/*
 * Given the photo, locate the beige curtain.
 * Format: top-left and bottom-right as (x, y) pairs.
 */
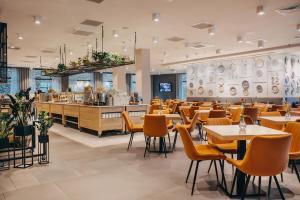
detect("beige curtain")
(19, 67), (30, 90)
(61, 76), (69, 92)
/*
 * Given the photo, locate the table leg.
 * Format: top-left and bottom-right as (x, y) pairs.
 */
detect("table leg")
(159, 137), (163, 153)
(236, 140), (247, 195)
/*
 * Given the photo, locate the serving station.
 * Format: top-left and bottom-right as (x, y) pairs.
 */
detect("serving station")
(35, 102), (148, 136)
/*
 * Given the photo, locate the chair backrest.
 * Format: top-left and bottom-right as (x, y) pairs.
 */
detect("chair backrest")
(241, 135), (291, 176)
(122, 111), (133, 131)
(198, 106), (211, 110)
(206, 118), (233, 144)
(143, 115), (168, 137)
(171, 103), (178, 114)
(260, 111), (281, 117)
(284, 122), (300, 154)
(186, 112), (200, 132)
(149, 104), (161, 114)
(177, 125), (199, 160)
(189, 106), (199, 118)
(208, 110), (226, 118)
(181, 107), (191, 118)
(243, 115), (254, 125)
(180, 109), (191, 125)
(243, 107), (259, 122)
(231, 108), (243, 123)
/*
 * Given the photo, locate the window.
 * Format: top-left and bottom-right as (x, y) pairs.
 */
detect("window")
(0, 67), (20, 95)
(69, 73), (94, 92)
(102, 72), (113, 91)
(29, 69), (61, 93)
(178, 73), (187, 100)
(126, 73), (136, 95)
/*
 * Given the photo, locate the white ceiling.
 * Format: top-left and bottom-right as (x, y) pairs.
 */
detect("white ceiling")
(1, 0), (300, 73)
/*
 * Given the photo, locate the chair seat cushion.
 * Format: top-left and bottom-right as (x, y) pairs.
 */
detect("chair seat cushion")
(289, 152), (300, 160)
(131, 124), (144, 132)
(213, 142), (237, 154)
(194, 144), (226, 160)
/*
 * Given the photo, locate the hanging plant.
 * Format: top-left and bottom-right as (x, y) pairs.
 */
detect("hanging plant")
(57, 63), (66, 72)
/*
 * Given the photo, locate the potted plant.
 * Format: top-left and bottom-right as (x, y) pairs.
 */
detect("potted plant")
(35, 111), (53, 164)
(0, 113), (13, 149)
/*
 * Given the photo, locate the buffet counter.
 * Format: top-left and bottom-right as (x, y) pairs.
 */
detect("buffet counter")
(35, 102), (148, 136)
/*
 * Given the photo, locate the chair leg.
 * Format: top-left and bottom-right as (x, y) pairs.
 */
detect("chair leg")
(207, 160), (213, 174)
(127, 132), (134, 151)
(241, 175), (251, 200)
(163, 137), (167, 158)
(218, 160), (228, 192)
(230, 169), (238, 196)
(167, 133), (171, 147)
(268, 176), (272, 197)
(213, 160), (219, 184)
(191, 161), (200, 195)
(280, 173), (284, 183)
(292, 160), (300, 183)
(252, 176), (256, 184)
(144, 137), (150, 158)
(172, 131), (178, 151)
(186, 160), (194, 183)
(273, 175), (285, 200)
(258, 176), (261, 196)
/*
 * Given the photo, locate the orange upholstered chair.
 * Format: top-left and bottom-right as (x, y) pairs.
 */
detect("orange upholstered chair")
(149, 104), (161, 114)
(226, 135), (292, 199)
(230, 108), (243, 125)
(143, 115), (169, 158)
(122, 111), (144, 150)
(177, 125), (226, 195)
(284, 122), (300, 182)
(172, 113), (200, 151)
(208, 110), (226, 118)
(260, 111), (283, 131)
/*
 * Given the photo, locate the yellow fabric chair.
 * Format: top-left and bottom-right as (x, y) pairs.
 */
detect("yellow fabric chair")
(177, 125), (226, 195)
(143, 115), (169, 158)
(284, 122), (300, 182)
(122, 111), (144, 150)
(230, 108), (243, 125)
(226, 135), (292, 199)
(260, 111), (283, 131)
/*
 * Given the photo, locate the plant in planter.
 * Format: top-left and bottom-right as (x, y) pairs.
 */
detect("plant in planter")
(7, 88), (35, 168)
(57, 63), (66, 72)
(35, 111), (53, 164)
(0, 113), (13, 148)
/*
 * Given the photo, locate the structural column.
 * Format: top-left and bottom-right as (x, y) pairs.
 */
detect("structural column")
(135, 49), (151, 104)
(112, 66), (127, 93)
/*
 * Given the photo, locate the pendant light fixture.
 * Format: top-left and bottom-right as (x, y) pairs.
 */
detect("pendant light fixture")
(208, 26), (215, 36)
(256, 5), (265, 16)
(152, 13), (160, 22)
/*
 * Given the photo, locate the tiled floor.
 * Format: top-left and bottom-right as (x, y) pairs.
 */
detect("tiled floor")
(1, 129), (300, 200)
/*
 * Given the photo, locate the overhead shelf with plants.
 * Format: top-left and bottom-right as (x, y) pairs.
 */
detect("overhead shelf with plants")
(43, 26), (136, 77)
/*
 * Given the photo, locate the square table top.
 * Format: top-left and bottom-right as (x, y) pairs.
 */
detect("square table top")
(259, 116), (300, 124)
(203, 125), (288, 140)
(195, 110), (210, 113)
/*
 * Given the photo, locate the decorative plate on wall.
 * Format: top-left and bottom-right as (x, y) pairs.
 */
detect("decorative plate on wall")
(217, 65), (225, 73)
(272, 86), (279, 94)
(208, 89), (213, 96)
(242, 80), (249, 89)
(198, 86), (204, 95)
(230, 87), (237, 96)
(189, 82), (194, 88)
(255, 59), (264, 68)
(219, 85), (224, 93)
(199, 79), (203, 85)
(243, 90), (249, 96)
(256, 85), (263, 93)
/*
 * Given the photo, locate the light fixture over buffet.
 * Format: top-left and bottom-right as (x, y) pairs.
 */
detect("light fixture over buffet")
(43, 26), (136, 77)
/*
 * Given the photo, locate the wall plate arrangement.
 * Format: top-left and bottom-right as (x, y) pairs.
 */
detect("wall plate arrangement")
(230, 86), (237, 96)
(255, 58), (264, 68)
(198, 86), (204, 95)
(243, 89), (249, 96)
(256, 85), (263, 93)
(272, 86), (279, 94)
(217, 64), (225, 73)
(242, 80), (249, 89)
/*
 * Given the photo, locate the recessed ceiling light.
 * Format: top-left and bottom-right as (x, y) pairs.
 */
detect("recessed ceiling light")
(237, 36), (243, 43)
(34, 16), (42, 25)
(297, 24), (300, 32)
(258, 39), (264, 48)
(152, 37), (159, 44)
(151, 68), (155, 72)
(69, 51), (73, 55)
(17, 33), (23, 40)
(123, 46), (128, 52)
(152, 13), (160, 22)
(256, 5), (265, 16)
(208, 26), (215, 36)
(113, 30), (119, 38)
(216, 49), (221, 54)
(125, 66), (129, 70)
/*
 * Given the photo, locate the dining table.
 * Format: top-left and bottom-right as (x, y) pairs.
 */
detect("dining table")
(259, 116), (300, 124)
(203, 125), (288, 197)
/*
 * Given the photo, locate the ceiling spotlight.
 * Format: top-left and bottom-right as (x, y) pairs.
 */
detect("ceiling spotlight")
(113, 30), (119, 38)
(34, 16), (42, 25)
(69, 51), (73, 55)
(297, 24), (300, 32)
(152, 13), (160, 22)
(256, 5), (265, 16)
(216, 49), (221, 54)
(123, 46), (128, 52)
(152, 37), (159, 44)
(208, 26), (215, 36)
(237, 35), (243, 43)
(17, 33), (23, 40)
(258, 39), (264, 48)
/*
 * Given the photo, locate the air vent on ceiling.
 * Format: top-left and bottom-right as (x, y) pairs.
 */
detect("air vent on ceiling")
(8, 46), (20, 50)
(167, 36), (185, 42)
(73, 30), (93, 36)
(191, 43), (206, 49)
(275, 3), (300, 15)
(192, 22), (213, 30)
(25, 55), (38, 58)
(81, 19), (103, 27)
(86, 0), (104, 4)
(41, 50), (56, 53)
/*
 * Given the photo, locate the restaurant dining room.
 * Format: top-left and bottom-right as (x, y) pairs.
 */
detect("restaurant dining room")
(1, 0), (300, 199)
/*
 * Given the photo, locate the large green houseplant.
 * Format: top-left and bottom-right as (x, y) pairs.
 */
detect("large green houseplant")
(7, 88), (35, 138)
(0, 113), (13, 149)
(35, 111), (53, 143)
